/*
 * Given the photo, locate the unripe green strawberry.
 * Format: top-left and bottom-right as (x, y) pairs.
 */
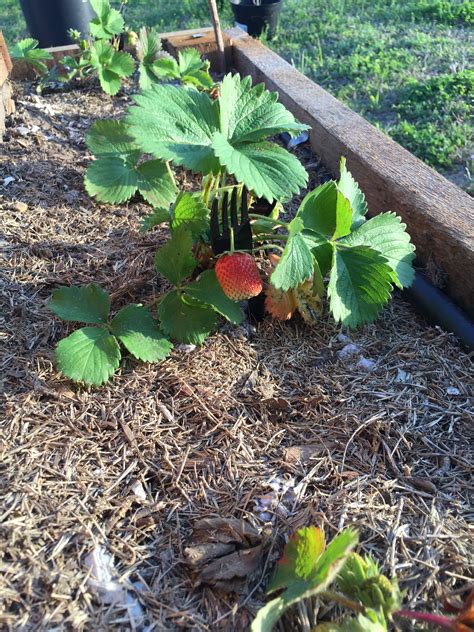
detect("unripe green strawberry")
(215, 253), (263, 301)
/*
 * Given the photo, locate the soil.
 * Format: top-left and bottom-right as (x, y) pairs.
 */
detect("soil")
(1, 83), (473, 631)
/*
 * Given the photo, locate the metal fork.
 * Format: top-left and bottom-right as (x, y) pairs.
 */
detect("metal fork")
(210, 187), (253, 255)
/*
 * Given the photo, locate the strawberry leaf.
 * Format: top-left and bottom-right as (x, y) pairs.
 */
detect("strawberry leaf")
(218, 74), (308, 143)
(48, 284), (110, 324)
(159, 290), (217, 344)
(89, 0), (124, 39)
(340, 213), (415, 288)
(328, 245), (394, 328)
(9, 38), (52, 74)
(154, 229), (197, 286)
(338, 157), (368, 229)
(270, 219), (314, 291)
(251, 527), (358, 632)
(127, 74), (308, 200)
(171, 192), (210, 238)
(127, 84), (220, 174)
(186, 270), (244, 324)
(55, 327), (121, 386)
(297, 180), (352, 240)
(140, 207), (170, 233)
(212, 136), (308, 202)
(85, 120), (177, 205)
(267, 526), (326, 594)
(110, 304), (173, 362)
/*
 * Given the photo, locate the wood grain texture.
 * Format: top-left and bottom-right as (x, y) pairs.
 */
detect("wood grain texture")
(162, 29), (232, 71)
(226, 28), (474, 316)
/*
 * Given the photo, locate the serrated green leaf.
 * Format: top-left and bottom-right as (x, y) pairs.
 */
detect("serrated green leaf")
(85, 155), (139, 203)
(127, 74), (308, 200)
(107, 50), (134, 77)
(48, 284), (110, 324)
(267, 526), (326, 594)
(213, 135), (308, 202)
(186, 270), (244, 324)
(89, 0), (124, 39)
(98, 67), (121, 96)
(154, 229), (197, 286)
(136, 27), (164, 90)
(297, 181), (352, 240)
(341, 213), (415, 288)
(301, 229), (334, 276)
(140, 207), (170, 232)
(328, 245), (394, 328)
(177, 49), (213, 89)
(338, 157), (368, 229)
(127, 84), (220, 174)
(56, 327), (121, 386)
(85, 121), (177, 205)
(136, 159), (178, 207)
(219, 74), (308, 144)
(9, 38), (52, 74)
(270, 232), (314, 291)
(170, 192), (209, 238)
(86, 119), (136, 156)
(251, 528), (358, 632)
(150, 56), (180, 80)
(178, 48), (205, 76)
(159, 290), (217, 344)
(110, 304), (173, 362)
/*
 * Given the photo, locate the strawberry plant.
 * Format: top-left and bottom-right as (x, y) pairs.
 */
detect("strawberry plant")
(49, 71), (415, 386)
(136, 27), (213, 91)
(9, 38), (53, 75)
(251, 526), (470, 631)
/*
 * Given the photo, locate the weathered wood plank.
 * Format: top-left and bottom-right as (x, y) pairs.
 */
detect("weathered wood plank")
(225, 28), (474, 316)
(162, 28), (232, 70)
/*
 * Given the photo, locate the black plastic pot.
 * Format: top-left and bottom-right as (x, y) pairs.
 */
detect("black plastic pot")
(19, 0), (94, 48)
(230, 0), (283, 39)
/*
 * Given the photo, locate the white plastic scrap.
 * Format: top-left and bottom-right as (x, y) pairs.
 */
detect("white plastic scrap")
(131, 480), (147, 501)
(446, 386), (461, 396)
(337, 343), (360, 360)
(337, 342), (376, 372)
(357, 357), (376, 372)
(3, 176), (15, 187)
(84, 546), (127, 605)
(16, 124), (40, 136)
(254, 476), (304, 522)
(395, 368), (410, 383)
(84, 545), (145, 626)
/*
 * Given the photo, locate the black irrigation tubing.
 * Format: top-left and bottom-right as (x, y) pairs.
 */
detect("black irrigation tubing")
(405, 271), (474, 352)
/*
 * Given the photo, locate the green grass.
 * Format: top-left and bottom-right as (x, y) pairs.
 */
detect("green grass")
(1, 0), (473, 191)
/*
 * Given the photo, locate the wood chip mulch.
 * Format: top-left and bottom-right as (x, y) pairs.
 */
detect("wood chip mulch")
(1, 83), (472, 631)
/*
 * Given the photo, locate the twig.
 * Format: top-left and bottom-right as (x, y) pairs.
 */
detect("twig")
(208, 0), (226, 74)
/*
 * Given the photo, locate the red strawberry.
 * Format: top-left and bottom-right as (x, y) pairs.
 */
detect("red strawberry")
(215, 253), (263, 301)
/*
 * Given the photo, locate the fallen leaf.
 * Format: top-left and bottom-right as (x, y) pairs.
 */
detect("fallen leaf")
(184, 517), (264, 592)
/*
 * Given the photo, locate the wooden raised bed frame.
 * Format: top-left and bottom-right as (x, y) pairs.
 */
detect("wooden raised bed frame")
(8, 27), (474, 318)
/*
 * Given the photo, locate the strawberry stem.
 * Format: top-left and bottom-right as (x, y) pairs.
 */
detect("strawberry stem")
(230, 227), (235, 254)
(394, 610), (455, 629)
(249, 213), (290, 228)
(257, 244), (285, 253)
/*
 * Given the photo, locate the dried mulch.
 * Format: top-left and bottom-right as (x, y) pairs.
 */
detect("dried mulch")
(1, 83), (473, 631)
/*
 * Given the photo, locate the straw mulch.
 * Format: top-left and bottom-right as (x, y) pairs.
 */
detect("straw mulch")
(1, 85), (473, 631)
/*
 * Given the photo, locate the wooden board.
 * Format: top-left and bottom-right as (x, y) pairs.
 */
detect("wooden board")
(162, 28), (232, 70)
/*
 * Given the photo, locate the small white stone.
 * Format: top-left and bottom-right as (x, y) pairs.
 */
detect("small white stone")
(3, 176), (15, 187)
